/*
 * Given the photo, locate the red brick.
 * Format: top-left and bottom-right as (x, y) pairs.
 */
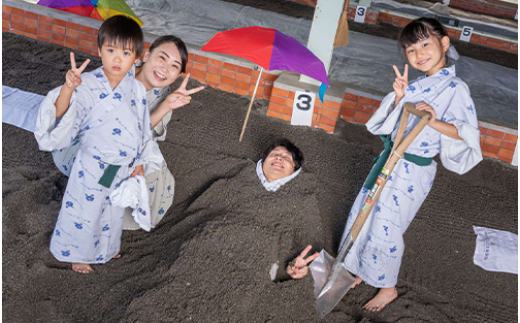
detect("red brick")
(497, 156), (513, 163)
(282, 114), (292, 122)
(194, 55), (209, 64)
(220, 84), (233, 93)
(482, 144), (499, 154)
(221, 77), (235, 86)
(236, 73), (251, 84)
(498, 148), (514, 158)
(38, 14), (52, 23)
(206, 81), (219, 89)
(288, 91), (295, 100)
(357, 104), (373, 114)
(342, 100), (357, 109)
(64, 42), (79, 50)
(51, 39), (64, 46)
(187, 53), (194, 61)
(207, 65), (222, 75)
(51, 25), (65, 35)
(65, 36), (79, 45)
(79, 32), (95, 42)
(11, 7), (24, 16)
(24, 25), (37, 35)
(37, 29), (51, 39)
(208, 58), (224, 68)
(271, 95), (287, 106)
(80, 25), (95, 34)
(484, 136), (502, 147)
(354, 111), (371, 122)
(205, 73), (221, 83)
(340, 107), (355, 117)
(374, 100), (382, 108)
(487, 129), (505, 139)
(237, 66), (253, 75)
(192, 62), (207, 72)
(268, 102), (285, 114)
(25, 17), (38, 28)
(500, 140), (516, 151)
(10, 13), (23, 24)
(2, 12), (9, 20)
(52, 18), (66, 27)
(235, 81), (250, 91)
(2, 27), (8, 32)
(321, 108), (339, 119)
(65, 29), (79, 39)
(2, 19), (9, 28)
(3, 5), (12, 13)
(283, 107), (292, 115)
(343, 93), (359, 102)
(317, 124), (335, 132)
(191, 69), (205, 79)
(78, 39), (93, 48)
(286, 98), (294, 107)
(358, 96), (375, 105)
(504, 133), (518, 142)
(324, 100), (341, 111)
(11, 22), (23, 31)
(267, 110), (283, 120)
(23, 32), (37, 39)
(78, 47), (92, 54)
(11, 29), (23, 35)
(266, 73), (278, 81)
(221, 69), (236, 79)
(478, 126), (488, 135)
(319, 116), (337, 127)
(66, 21), (80, 30)
(272, 87), (289, 98)
(223, 62), (238, 71)
(234, 88), (249, 96)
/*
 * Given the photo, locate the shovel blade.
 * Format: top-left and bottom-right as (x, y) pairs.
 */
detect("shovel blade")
(316, 268), (356, 319)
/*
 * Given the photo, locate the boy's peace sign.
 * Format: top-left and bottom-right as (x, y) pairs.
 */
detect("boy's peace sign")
(392, 64), (408, 99)
(164, 73), (205, 111)
(65, 52), (90, 90)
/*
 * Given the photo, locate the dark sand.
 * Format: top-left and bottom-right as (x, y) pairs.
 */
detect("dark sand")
(2, 33), (518, 323)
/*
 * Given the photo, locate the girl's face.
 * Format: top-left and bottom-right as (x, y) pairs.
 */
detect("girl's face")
(138, 42), (183, 91)
(404, 34), (449, 76)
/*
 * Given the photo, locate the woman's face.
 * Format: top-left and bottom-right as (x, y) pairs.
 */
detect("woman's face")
(139, 42), (183, 90)
(262, 146), (296, 182)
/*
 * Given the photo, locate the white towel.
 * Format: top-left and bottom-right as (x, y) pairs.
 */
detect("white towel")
(473, 226), (518, 274)
(110, 175), (152, 231)
(2, 85), (44, 132)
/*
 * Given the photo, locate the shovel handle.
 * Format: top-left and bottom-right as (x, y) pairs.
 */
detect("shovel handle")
(404, 102), (432, 120)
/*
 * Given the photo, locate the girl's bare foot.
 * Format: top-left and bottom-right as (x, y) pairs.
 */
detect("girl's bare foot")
(351, 276), (363, 289)
(113, 254), (121, 259)
(363, 287), (398, 312)
(72, 263), (93, 274)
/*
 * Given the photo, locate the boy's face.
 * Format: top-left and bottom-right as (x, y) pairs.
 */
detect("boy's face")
(140, 42), (182, 90)
(98, 42), (138, 86)
(262, 146), (296, 182)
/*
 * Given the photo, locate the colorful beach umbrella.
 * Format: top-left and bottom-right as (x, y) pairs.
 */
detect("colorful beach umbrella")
(201, 26), (330, 141)
(37, 0), (143, 26)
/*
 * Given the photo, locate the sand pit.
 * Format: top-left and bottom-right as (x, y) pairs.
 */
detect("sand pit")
(2, 33), (518, 323)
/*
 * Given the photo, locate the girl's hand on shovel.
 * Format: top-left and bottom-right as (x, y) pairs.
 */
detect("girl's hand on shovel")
(286, 245), (319, 280)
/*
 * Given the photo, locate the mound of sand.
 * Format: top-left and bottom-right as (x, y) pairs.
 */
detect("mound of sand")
(2, 33), (517, 323)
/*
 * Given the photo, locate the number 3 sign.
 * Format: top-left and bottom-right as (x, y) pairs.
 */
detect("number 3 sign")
(355, 6), (367, 23)
(291, 91), (316, 126)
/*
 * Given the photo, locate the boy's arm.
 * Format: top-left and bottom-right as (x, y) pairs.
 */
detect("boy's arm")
(56, 53), (90, 118)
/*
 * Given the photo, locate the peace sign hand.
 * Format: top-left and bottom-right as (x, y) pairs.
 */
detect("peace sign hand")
(286, 245), (320, 280)
(392, 64), (408, 99)
(65, 52), (90, 90)
(165, 73), (205, 111)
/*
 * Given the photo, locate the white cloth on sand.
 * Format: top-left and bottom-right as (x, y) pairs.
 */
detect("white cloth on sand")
(110, 175), (152, 232)
(2, 85), (44, 132)
(473, 226), (518, 274)
(256, 159), (301, 192)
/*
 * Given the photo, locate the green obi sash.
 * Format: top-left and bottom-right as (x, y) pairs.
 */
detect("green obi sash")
(363, 135), (433, 190)
(98, 165), (121, 188)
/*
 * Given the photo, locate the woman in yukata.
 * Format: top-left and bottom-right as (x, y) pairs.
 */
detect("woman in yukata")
(53, 35), (205, 230)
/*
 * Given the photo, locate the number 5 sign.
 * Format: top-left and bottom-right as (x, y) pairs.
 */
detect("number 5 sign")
(460, 26), (473, 42)
(291, 91), (316, 126)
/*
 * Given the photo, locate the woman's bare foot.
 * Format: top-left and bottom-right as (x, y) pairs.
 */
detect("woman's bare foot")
(363, 287), (398, 312)
(351, 276), (364, 289)
(72, 263), (93, 274)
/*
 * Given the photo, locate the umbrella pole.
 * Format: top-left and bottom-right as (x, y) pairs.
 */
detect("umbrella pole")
(239, 67), (264, 142)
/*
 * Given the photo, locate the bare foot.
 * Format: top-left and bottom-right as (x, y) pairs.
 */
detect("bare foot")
(113, 254), (121, 259)
(72, 263), (93, 274)
(351, 276), (363, 289)
(363, 287), (398, 312)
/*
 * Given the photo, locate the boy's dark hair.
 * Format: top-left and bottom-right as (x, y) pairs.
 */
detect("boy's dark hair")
(397, 17), (448, 50)
(261, 138), (304, 171)
(97, 15), (144, 57)
(149, 35), (188, 73)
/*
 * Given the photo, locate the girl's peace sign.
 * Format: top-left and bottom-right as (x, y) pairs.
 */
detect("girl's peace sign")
(65, 52), (91, 89)
(392, 64), (408, 99)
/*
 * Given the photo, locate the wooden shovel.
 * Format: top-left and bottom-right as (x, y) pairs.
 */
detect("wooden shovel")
(334, 0), (350, 47)
(316, 103), (432, 318)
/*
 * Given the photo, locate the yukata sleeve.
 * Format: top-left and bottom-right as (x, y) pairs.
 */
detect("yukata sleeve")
(365, 91), (405, 135)
(34, 84), (92, 151)
(134, 91), (164, 175)
(152, 86), (172, 141)
(439, 83), (483, 174)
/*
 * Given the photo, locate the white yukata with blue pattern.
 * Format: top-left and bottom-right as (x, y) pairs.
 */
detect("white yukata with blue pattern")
(52, 64), (175, 231)
(341, 66), (483, 288)
(35, 65), (163, 264)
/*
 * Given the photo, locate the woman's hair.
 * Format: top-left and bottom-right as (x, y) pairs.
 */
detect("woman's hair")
(261, 138), (304, 171)
(97, 15), (144, 57)
(149, 35), (189, 73)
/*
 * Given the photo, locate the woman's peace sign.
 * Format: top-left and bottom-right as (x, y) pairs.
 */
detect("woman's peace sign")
(164, 73), (205, 111)
(392, 64), (408, 99)
(65, 52), (90, 89)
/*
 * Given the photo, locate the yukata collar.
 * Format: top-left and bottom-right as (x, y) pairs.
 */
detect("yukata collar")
(425, 65), (456, 79)
(256, 159), (301, 192)
(96, 64), (137, 93)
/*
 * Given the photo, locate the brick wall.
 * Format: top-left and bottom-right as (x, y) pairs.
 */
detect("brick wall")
(435, 0), (517, 19)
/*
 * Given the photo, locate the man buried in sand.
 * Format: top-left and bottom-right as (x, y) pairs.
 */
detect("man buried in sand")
(34, 16), (163, 274)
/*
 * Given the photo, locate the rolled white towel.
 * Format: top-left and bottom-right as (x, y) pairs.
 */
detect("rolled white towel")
(110, 175), (152, 231)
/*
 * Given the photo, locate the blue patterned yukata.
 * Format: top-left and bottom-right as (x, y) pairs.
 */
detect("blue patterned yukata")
(51, 62), (175, 231)
(34, 65), (163, 264)
(340, 66), (482, 288)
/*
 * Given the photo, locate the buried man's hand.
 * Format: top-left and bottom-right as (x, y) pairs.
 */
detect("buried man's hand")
(286, 245), (319, 280)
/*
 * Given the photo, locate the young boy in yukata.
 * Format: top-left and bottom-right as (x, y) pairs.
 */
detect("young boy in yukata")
(34, 15), (163, 274)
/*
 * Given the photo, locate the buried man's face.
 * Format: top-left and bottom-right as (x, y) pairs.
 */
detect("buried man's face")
(262, 146), (296, 182)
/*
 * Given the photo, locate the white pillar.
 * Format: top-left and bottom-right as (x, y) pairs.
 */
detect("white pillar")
(512, 140), (518, 166)
(299, 0), (344, 86)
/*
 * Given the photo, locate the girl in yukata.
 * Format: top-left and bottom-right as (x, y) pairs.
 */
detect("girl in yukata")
(52, 35), (205, 231)
(340, 17), (483, 311)
(35, 16), (163, 274)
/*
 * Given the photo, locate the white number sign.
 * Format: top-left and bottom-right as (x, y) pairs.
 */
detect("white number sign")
(291, 91), (316, 126)
(460, 26), (473, 42)
(354, 6), (367, 23)
(515, 10), (518, 20)
(443, 0), (450, 5)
